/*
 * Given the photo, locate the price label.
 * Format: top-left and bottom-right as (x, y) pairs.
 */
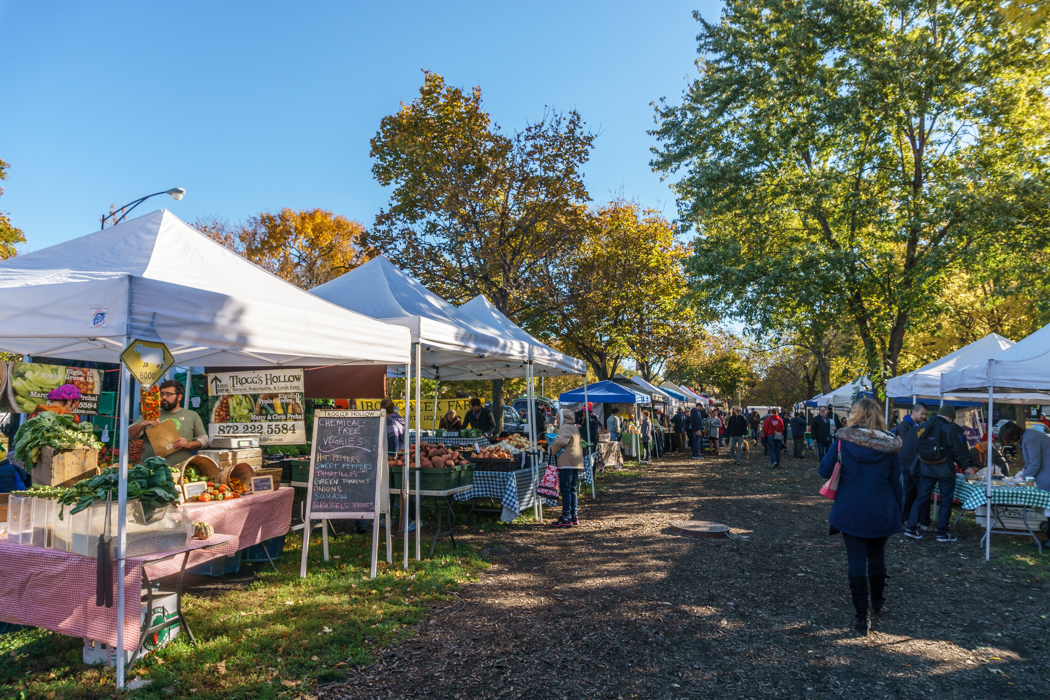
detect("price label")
(209, 420), (305, 444)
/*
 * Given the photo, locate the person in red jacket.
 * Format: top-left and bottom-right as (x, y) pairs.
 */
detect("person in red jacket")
(762, 407), (786, 469)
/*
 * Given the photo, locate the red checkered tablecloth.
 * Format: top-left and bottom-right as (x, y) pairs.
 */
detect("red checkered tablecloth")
(145, 488), (292, 578)
(0, 488), (292, 647)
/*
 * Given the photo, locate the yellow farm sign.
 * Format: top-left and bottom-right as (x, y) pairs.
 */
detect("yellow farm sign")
(356, 398), (485, 431)
(120, 339), (175, 389)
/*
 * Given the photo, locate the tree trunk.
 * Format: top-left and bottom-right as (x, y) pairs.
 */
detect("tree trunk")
(491, 378), (504, 434)
(815, 353), (832, 395)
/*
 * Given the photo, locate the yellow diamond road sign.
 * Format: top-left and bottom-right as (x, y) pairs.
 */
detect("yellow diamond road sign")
(120, 339), (175, 389)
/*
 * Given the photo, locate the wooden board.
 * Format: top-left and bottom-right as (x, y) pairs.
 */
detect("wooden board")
(34, 446), (99, 487)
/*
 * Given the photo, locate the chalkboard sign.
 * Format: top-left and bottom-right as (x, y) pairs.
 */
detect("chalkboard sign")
(306, 410), (386, 518)
(300, 410), (391, 580)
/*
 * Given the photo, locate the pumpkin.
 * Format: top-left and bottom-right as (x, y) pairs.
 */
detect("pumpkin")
(192, 521), (214, 540)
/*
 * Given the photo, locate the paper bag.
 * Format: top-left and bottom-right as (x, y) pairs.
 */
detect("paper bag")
(146, 419), (181, 458)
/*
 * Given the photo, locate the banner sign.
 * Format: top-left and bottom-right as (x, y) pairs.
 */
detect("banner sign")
(206, 369), (306, 445)
(356, 398), (484, 430)
(1, 361), (102, 415)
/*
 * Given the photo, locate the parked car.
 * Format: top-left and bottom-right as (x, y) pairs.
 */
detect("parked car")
(991, 419), (1012, 438)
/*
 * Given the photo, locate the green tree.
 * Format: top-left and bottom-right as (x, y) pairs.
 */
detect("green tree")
(0, 158), (25, 260)
(665, 327), (755, 400)
(369, 71), (595, 427)
(652, 0), (1050, 399)
(536, 201), (699, 381)
(197, 208), (374, 289)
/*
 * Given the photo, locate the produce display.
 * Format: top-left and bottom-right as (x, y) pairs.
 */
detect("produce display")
(8, 363), (66, 413)
(140, 385), (161, 421)
(58, 457), (180, 517)
(392, 442), (472, 469)
(182, 465), (202, 484)
(12, 411), (103, 470)
(193, 481), (243, 502)
(473, 445), (514, 460)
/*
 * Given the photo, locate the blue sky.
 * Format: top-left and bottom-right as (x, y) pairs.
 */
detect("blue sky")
(1, 1), (722, 252)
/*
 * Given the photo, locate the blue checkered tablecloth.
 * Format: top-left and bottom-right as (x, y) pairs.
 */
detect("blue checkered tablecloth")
(939, 476), (1050, 512)
(454, 456), (595, 522)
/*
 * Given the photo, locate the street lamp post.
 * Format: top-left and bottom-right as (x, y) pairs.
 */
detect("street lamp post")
(100, 187), (186, 229)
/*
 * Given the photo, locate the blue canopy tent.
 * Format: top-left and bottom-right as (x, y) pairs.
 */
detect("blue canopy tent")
(560, 380), (651, 405)
(659, 384), (688, 402)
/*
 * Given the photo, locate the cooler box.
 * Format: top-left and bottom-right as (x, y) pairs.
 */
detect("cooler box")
(83, 591), (179, 665)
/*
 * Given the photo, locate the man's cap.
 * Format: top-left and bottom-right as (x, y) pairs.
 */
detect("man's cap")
(937, 404), (957, 419)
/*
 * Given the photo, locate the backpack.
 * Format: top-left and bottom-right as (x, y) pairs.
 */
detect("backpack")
(915, 420), (950, 464)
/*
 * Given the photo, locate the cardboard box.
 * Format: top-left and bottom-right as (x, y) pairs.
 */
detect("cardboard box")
(198, 448), (262, 467)
(83, 590), (179, 666)
(34, 446), (99, 487)
(145, 420), (181, 458)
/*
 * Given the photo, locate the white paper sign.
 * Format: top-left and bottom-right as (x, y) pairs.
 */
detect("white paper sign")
(207, 369), (305, 396)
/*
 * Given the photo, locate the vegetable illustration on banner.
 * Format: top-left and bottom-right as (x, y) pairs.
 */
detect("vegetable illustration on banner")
(2, 361), (103, 415)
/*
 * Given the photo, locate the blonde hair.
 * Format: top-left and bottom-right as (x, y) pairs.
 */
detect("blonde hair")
(847, 398), (886, 431)
(643, 410), (650, 418)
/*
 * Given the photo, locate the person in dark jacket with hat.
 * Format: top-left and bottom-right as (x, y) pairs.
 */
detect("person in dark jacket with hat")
(904, 404), (970, 543)
(894, 404), (930, 530)
(819, 397), (903, 636)
(811, 406), (834, 460)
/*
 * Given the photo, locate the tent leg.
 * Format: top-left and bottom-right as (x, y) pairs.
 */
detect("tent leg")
(986, 387), (994, 562)
(184, 368), (192, 410)
(433, 380), (439, 432)
(415, 343), (422, 561)
(403, 355), (411, 570)
(115, 337), (132, 690)
(581, 372), (594, 499)
(528, 363), (541, 522)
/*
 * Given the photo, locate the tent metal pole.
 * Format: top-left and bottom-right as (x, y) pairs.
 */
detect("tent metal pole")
(115, 336), (132, 690)
(402, 354), (411, 570)
(433, 380), (439, 431)
(529, 363), (541, 521)
(415, 343), (422, 560)
(986, 386), (994, 562)
(583, 375), (592, 495)
(184, 368), (192, 410)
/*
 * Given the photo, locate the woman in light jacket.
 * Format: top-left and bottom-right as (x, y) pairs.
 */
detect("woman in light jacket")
(549, 408), (584, 527)
(818, 398), (903, 636)
(639, 410), (654, 463)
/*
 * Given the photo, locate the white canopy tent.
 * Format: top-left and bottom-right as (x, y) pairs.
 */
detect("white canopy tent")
(815, 377), (871, 409)
(313, 259), (592, 532)
(312, 257), (533, 380)
(675, 384), (707, 404)
(887, 333), (1050, 406)
(940, 322), (1050, 561)
(454, 295), (585, 377)
(626, 375), (678, 408)
(0, 210), (412, 689)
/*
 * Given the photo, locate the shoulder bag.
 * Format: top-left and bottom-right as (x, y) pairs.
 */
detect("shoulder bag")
(819, 442), (843, 500)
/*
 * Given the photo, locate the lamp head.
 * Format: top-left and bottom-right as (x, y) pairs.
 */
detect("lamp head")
(165, 187), (186, 201)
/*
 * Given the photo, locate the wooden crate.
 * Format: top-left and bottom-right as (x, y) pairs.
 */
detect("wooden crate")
(254, 467), (283, 489)
(34, 446), (99, 487)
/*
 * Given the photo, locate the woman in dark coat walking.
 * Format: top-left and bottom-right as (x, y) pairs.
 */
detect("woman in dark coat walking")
(819, 397), (903, 635)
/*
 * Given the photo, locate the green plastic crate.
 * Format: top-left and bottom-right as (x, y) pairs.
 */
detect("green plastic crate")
(97, 391), (116, 416)
(457, 465), (475, 489)
(390, 467), (458, 491)
(288, 459), (310, 483)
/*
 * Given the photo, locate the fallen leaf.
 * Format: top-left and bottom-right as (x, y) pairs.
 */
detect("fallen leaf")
(311, 656), (319, 662)
(47, 692), (56, 700)
(216, 661), (226, 675)
(281, 680), (298, 688)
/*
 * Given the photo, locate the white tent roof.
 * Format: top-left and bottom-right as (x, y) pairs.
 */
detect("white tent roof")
(675, 384), (708, 403)
(941, 322), (1050, 394)
(887, 334), (1012, 398)
(454, 295), (585, 376)
(311, 257), (532, 380)
(627, 375), (677, 405)
(816, 377), (871, 408)
(0, 210), (410, 367)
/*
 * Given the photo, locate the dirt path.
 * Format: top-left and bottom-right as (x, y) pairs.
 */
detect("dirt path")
(323, 448), (1050, 699)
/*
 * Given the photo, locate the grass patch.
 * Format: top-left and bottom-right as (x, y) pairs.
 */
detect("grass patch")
(0, 530), (489, 700)
(954, 513), (1050, 581)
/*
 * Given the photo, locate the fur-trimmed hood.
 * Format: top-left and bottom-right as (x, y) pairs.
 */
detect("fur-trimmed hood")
(836, 426), (901, 454)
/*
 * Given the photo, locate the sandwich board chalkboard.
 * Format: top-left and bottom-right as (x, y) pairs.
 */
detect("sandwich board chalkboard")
(299, 410), (391, 579)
